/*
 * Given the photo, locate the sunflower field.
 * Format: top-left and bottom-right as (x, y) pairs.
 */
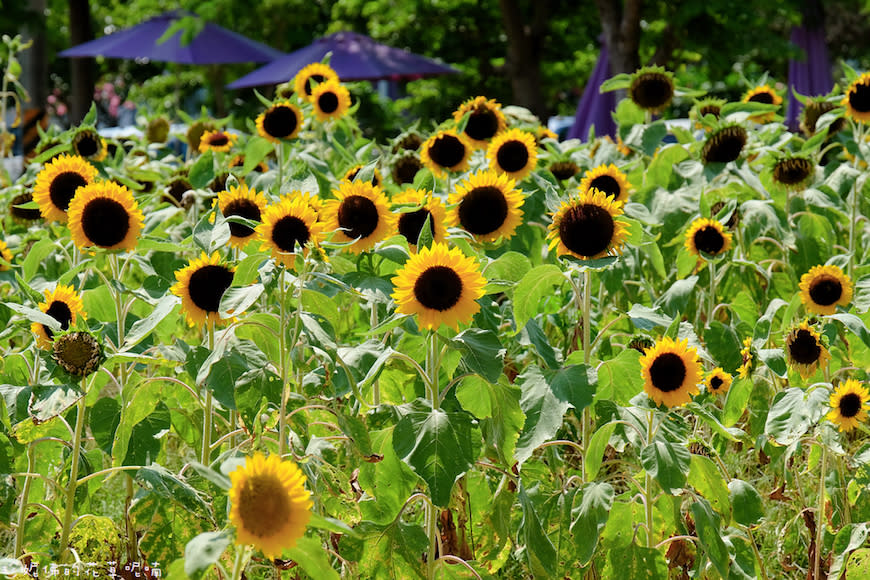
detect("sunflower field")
(1, 60), (870, 580)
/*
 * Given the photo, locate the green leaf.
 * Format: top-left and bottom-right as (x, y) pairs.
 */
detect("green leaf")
(307, 512), (359, 537)
(570, 481), (614, 565)
(82, 101), (97, 125)
(827, 312), (870, 348)
(752, 298), (787, 343)
(829, 523), (870, 580)
(285, 536), (340, 579)
(520, 318), (560, 369)
(757, 348), (787, 378)
(704, 321), (743, 374)
(603, 540), (668, 579)
(585, 422), (617, 481)
(218, 283), (264, 318)
(646, 145), (690, 188)
(513, 265), (565, 329)
(122, 295), (179, 350)
(595, 348), (643, 406)
(189, 461), (231, 491)
(29, 384), (81, 421)
(764, 387), (824, 445)
(335, 411), (374, 457)
(416, 212), (434, 251)
(548, 364), (596, 412)
(655, 275), (698, 317)
(627, 304), (673, 331)
(483, 251), (531, 290)
(728, 479), (764, 527)
(456, 375), (524, 465)
(514, 365), (571, 466)
(241, 136), (273, 174)
(641, 121), (668, 157)
(188, 149), (215, 189)
(3, 301), (61, 331)
(135, 464), (213, 521)
(518, 483), (557, 578)
(451, 328), (505, 382)
(723, 378), (753, 427)
(687, 403), (743, 442)
(641, 440), (691, 495)
(690, 498), (730, 577)
(687, 455), (730, 519)
(599, 73), (632, 92)
(183, 531), (231, 579)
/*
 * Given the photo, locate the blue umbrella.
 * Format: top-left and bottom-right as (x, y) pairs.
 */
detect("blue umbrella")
(566, 36), (617, 141)
(785, 23), (833, 132)
(59, 10), (284, 64)
(227, 31), (458, 89)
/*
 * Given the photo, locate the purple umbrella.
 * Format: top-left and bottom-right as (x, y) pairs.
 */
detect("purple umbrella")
(59, 10), (284, 64)
(227, 31), (458, 89)
(785, 24), (833, 132)
(566, 36), (617, 141)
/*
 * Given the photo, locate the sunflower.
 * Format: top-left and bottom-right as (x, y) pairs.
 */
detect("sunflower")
(701, 125), (747, 164)
(704, 368), (733, 396)
(392, 189), (448, 251)
(256, 101), (303, 144)
(738, 337), (754, 379)
(842, 72), (870, 123)
(785, 321), (830, 379)
(229, 154), (268, 174)
(391, 242), (486, 330)
(218, 183), (269, 249)
(311, 80), (351, 122)
(771, 154), (815, 191)
(799, 264), (853, 316)
(171, 252), (236, 327)
(420, 130), (472, 177)
(0, 240), (11, 271)
(639, 337), (702, 408)
(32, 154), (98, 222)
(186, 120), (216, 152)
(448, 169), (524, 243)
(549, 161), (580, 182)
(343, 165), (383, 188)
(256, 195), (324, 267)
(690, 97), (726, 128)
(228, 453), (312, 559)
(293, 62), (339, 101)
(578, 164), (632, 204)
(392, 131), (424, 153)
(801, 99), (845, 136)
(684, 218), (732, 258)
(71, 128), (107, 162)
(198, 130), (237, 154)
(391, 153), (423, 185)
(487, 129), (538, 181)
(9, 192), (43, 221)
(145, 116), (170, 143)
(68, 181), (144, 251)
(547, 188), (628, 260)
(162, 176), (193, 207)
(453, 96), (507, 148)
(628, 66), (675, 113)
(742, 85), (782, 123)
(322, 180), (395, 253)
(52, 331), (103, 378)
(826, 379), (870, 432)
(30, 284), (86, 350)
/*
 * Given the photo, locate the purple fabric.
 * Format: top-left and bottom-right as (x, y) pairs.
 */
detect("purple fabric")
(60, 11), (284, 64)
(785, 25), (833, 132)
(227, 31), (458, 89)
(566, 40), (617, 141)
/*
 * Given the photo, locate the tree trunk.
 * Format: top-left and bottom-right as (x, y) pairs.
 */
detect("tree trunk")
(499, 0), (549, 121)
(68, 0), (95, 124)
(595, 0), (643, 75)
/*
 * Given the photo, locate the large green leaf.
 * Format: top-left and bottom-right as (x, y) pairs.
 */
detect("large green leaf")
(514, 365), (571, 466)
(570, 481), (614, 565)
(135, 464), (213, 521)
(687, 455), (730, 519)
(690, 498), (730, 578)
(594, 348), (642, 405)
(183, 531), (230, 580)
(728, 479), (763, 527)
(451, 328), (505, 382)
(285, 536), (340, 579)
(340, 520), (428, 579)
(722, 378), (753, 427)
(602, 540), (668, 579)
(764, 387), (828, 446)
(122, 295), (179, 350)
(704, 321), (743, 374)
(641, 440), (691, 495)
(456, 375), (524, 465)
(513, 265), (565, 329)
(518, 483), (557, 578)
(585, 422), (617, 481)
(358, 428), (420, 525)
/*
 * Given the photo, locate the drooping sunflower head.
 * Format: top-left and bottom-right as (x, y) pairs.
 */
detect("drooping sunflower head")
(453, 96), (507, 148)
(145, 116), (170, 143)
(842, 72), (870, 123)
(32, 154), (98, 222)
(420, 130), (472, 177)
(256, 101), (303, 143)
(67, 181), (145, 251)
(548, 160), (580, 182)
(198, 130), (237, 154)
(256, 194), (324, 268)
(30, 284), (87, 350)
(392, 189), (447, 251)
(700, 124), (747, 165)
(785, 320), (831, 380)
(218, 183), (269, 249)
(742, 85), (782, 123)
(690, 97), (727, 129)
(171, 252), (236, 327)
(578, 163), (632, 204)
(343, 164), (383, 189)
(311, 80), (351, 122)
(684, 218), (732, 259)
(639, 337), (702, 408)
(52, 331), (104, 379)
(547, 188), (628, 260)
(448, 169), (524, 243)
(770, 154), (816, 191)
(704, 367), (733, 396)
(392, 130), (425, 154)
(186, 120), (216, 152)
(486, 129), (538, 181)
(0, 240), (11, 271)
(801, 98), (845, 136)
(391, 242), (486, 330)
(293, 62), (340, 101)
(228, 453), (313, 559)
(738, 337), (754, 379)
(628, 66), (675, 113)
(163, 176), (194, 207)
(9, 191), (43, 222)
(799, 264), (853, 316)
(826, 379), (870, 432)
(391, 152), (423, 185)
(323, 180), (395, 253)
(71, 128), (107, 162)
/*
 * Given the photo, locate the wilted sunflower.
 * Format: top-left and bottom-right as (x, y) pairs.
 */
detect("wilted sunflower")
(826, 379), (869, 432)
(293, 62), (339, 101)
(30, 284), (86, 349)
(448, 169), (524, 243)
(311, 80), (351, 122)
(785, 321), (830, 379)
(701, 124), (747, 164)
(323, 180), (395, 253)
(639, 337), (702, 408)
(547, 188), (628, 260)
(801, 99), (845, 136)
(172, 252), (236, 327)
(799, 264), (853, 316)
(704, 368), (733, 396)
(578, 164), (632, 204)
(343, 165), (383, 188)
(771, 154), (815, 191)
(629, 66), (675, 113)
(684, 218), (732, 258)
(0, 240), (11, 271)
(738, 337), (754, 379)
(256, 195), (324, 268)
(186, 120), (215, 152)
(690, 97), (726, 128)
(52, 331), (103, 378)
(217, 183), (269, 249)
(198, 129), (237, 154)
(32, 154), (98, 222)
(10, 192), (43, 221)
(228, 453), (312, 559)
(391, 152), (423, 185)
(487, 129), (538, 181)
(68, 181), (144, 251)
(392, 189), (447, 251)
(392, 131), (424, 153)
(391, 242), (486, 330)
(742, 85), (782, 123)
(71, 128), (107, 162)
(256, 101), (303, 144)
(420, 130), (472, 177)
(145, 116), (170, 143)
(162, 176), (193, 207)
(842, 72), (870, 123)
(453, 96), (507, 148)
(549, 161), (580, 182)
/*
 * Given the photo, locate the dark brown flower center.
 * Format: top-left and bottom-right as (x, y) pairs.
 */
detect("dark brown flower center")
(838, 393), (862, 418)
(206, 133), (230, 148)
(465, 109), (500, 142)
(496, 141), (530, 173)
(702, 126), (746, 164)
(395, 134), (423, 152)
(458, 186), (508, 236)
(748, 92), (775, 104)
(398, 208), (433, 246)
(165, 179), (192, 204)
(188, 265), (234, 313)
(10, 192), (41, 220)
(318, 91), (340, 114)
(338, 195), (379, 240)
(272, 215), (310, 253)
(75, 134), (99, 157)
(53, 332), (102, 377)
(393, 156), (422, 184)
(849, 81), (870, 113)
(238, 474), (291, 537)
(709, 376), (724, 391)
(809, 276), (843, 306)
(693, 226), (725, 255)
(223, 199), (262, 239)
(81, 198), (130, 247)
(304, 74), (327, 96)
(789, 329), (821, 364)
(774, 158), (813, 186)
(630, 72), (674, 111)
(50, 172), (88, 212)
(263, 106), (298, 139)
(589, 175), (621, 198)
(43, 300), (73, 339)
(550, 162), (579, 181)
(413, 266), (463, 311)
(427, 134), (466, 169)
(558, 203), (615, 258)
(649, 352), (686, 393)
(699, 105), (721, 118)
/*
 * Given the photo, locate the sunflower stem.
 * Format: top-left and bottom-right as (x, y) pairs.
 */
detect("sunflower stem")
(201, 319), (215, 465)
(707, 259), (717, 328)
(277, 141), (285, 196)
(278, 266), (288, 457)
(231, 545), (252, 580)
(581, 268), (592, 481)
(58, 394), (87, 560)
(644, 408), (655, 549)
(426, 500), (440, 580)
(426, 330), (440, 410)
(849, 121), (865, 278)
(13, 444), (36, 556)
(813, 443), (828, 580)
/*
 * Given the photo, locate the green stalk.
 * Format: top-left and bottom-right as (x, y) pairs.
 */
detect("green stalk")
(813, 444), (828, 580)
(58, 396), (87, 558)
(278, 266), (289, 456)
(201, 320), (215, 465)
(231, 545), (252, 580)
(849, 122), (865, 278)
(581, 269), (592, 481)
(13, 445), (36, 556)
(707, 259), (717, 328)
(426, 500), (439, 580)
(277, 141), (285, 196)
(644, 409), (655, 548)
